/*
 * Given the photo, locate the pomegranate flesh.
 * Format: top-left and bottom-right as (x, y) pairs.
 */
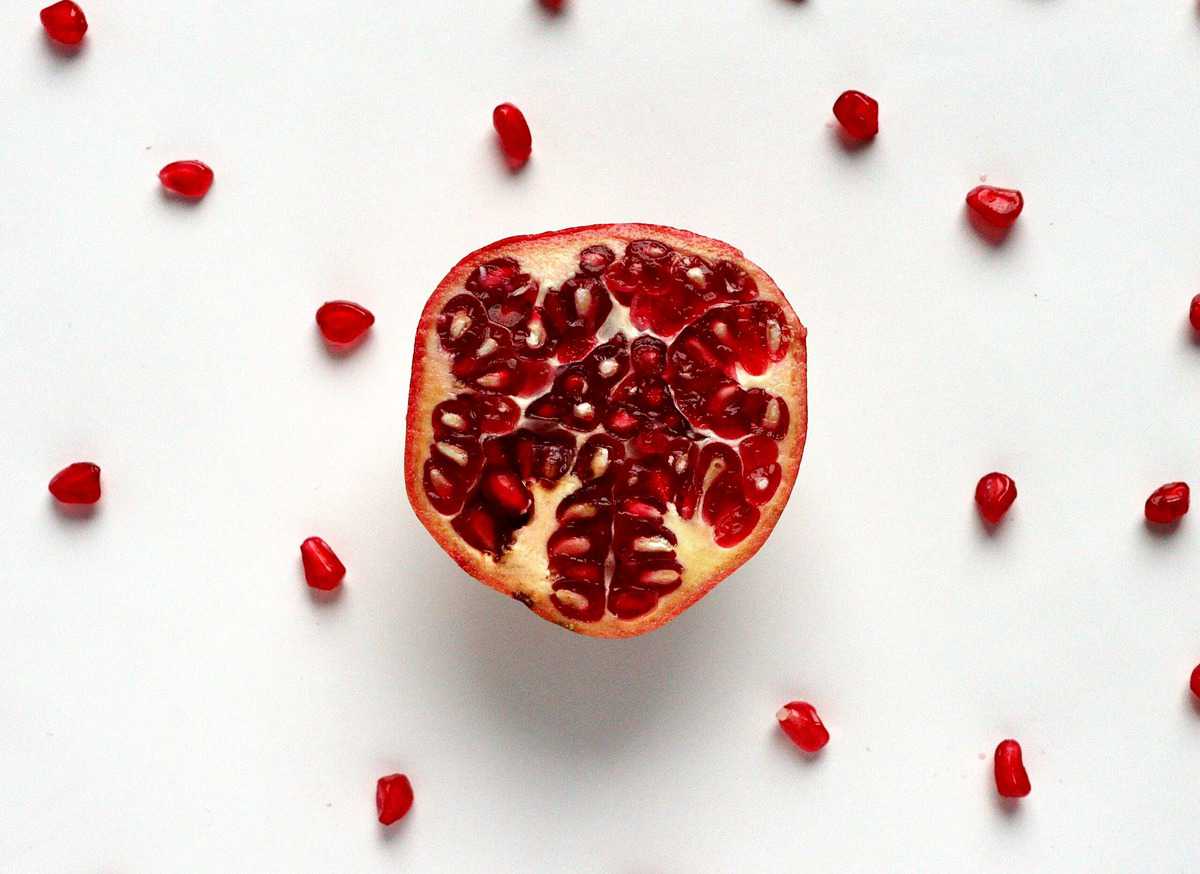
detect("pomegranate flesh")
(405, 225), (807, 637)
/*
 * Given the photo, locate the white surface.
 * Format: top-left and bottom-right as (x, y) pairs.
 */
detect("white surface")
(2, 1), (1200, 871)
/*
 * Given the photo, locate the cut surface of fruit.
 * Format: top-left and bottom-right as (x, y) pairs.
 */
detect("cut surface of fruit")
(405, 224), (807, 637)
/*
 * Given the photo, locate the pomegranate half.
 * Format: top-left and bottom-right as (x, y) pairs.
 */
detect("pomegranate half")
(405, 224), (807, 637)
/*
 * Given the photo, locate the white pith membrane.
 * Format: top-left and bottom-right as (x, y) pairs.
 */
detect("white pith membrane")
(407, 226), (807, 637)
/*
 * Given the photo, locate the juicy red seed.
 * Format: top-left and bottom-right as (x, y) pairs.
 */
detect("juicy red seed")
(966, 186), (1023, 229)
(994, 739), (1031, 798)
(493, 103), (532, 169)
(975, 472), (1017, 524)
(1145, 481), (1189, 524)
(777, 701), (829, 753)
(609, 588), (659, 620)
(48, 461), (101, 504)
(300, 537), (346, 590)
(40, 1), (87, 45)
(316, 300), (374, 345)
(1191, 664), (1200, 700)
(376, 773), (414, 825)
(832, 90), (878, 140)
(539, 0), (564, 10)
(159, 161), (214, 199)
(1190, 294), (1200, 332)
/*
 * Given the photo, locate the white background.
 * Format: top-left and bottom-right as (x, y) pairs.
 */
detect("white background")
(3, 1), (1200, 871)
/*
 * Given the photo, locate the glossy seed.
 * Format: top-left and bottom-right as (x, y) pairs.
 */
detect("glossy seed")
(1145, 482), (1189, 524)
(1190, 294), (1200, 332)
(158, 160), (214, 199)
(975, 472), (1017, 524)
(1190, 664), (1200, 701)
(777, 701), (830, 753)
(300, 536), (346, 591)
(40, 1), (87, 45)
(994, 739), (1031, 798)
(376, 773), (414, 825)
(493, 103), (533, 169)
(316, 300), (375, 345)
(48, 461), (101, 504)
(966, 186), (1023, 229)
(832, 90), (879, 140)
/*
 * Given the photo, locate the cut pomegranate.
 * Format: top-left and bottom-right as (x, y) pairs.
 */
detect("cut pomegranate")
(316, 300), (374, 345)
(493, 103), (532, 170)
(48, 462), (101, 504)
(405, 225), (807, 637)
(966, 186), (1023, 229)
(159, 161), (214, 199)
(993, 739), (1031, 798)
(300, 537), (346, 591)
(777, 701), (829, 752)
(975, 472), (1016, 525)
(832, 90), (878, 141)
(1145, 482), (1189, 524)
(40, 1), (87, 45)
(376, 773), (413, 825)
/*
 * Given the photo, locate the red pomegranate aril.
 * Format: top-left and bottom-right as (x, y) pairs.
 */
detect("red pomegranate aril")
(777, 701), (829, 753)
(159, 161), (214, 199)
(41, 1), (87, 44)
(493, 103), (532, 169)
(316, 301), (374, 345)
(539, 0), (564, 10)
(1190, 664), (1200, 700)
(48, 461), (101, 504)
(1145, 482), (1189, 524)
(832, 90), (879, 141)
(300, 537), (345, 591)
(1190, 294), (1200, 332)
(994, 739), (1031, 798)
(609, 587), (659, 619)
(966, 186), (1023, 229)
(975, 472), (1017, 524)
(376, 774), (414, 825)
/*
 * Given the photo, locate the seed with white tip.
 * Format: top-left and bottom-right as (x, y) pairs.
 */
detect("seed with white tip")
(476, 371), (508, 389)
(449, 312), (472, 339)
(476, 337), (499, 358)
(525, 321), (544, 348)
(767, 320), (782, 355)
(574, 402), (595, 420)
(551, 536), (591, 557)
(633, 536), (673, 553)
(436, 442), (470, 466)
(428, 467), (454, 496)
(440, 412), (468, 431)
(574, 285), (593, 317)
(555, 589), (590, 611)
(686, 267), (706, 286)
(763, 398), (782, 430)
(641, 568), (681, 585)
(590, 447), (609, 478)
(561, 503), (597, 522)
(597, 358), (619, 378)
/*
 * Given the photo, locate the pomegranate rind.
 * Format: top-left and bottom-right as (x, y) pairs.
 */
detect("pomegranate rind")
(405, 224), (808, 638)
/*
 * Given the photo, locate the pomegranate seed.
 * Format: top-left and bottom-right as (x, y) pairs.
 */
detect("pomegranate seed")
(832, 90), (879, 141)
(539, 0), (564, 10)
(300, 537), (345, 591)
(1145, 482), (1189, 524)
(966, 186), (1023, 229)
(776, 701), (830, 753)
(1191, 664), (1200, 700)
(376, 773), (414, 825)
(975, 472), (1017, 524)
(48, 462), (101, 504)
(316, 300), (375, 345)
(993, 739), (1031, 798)
(1189, 294), (1200, 332)
(40, 1), (87, 45)
(493, 103), (532, 169)
(158, 160), (214, 199)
